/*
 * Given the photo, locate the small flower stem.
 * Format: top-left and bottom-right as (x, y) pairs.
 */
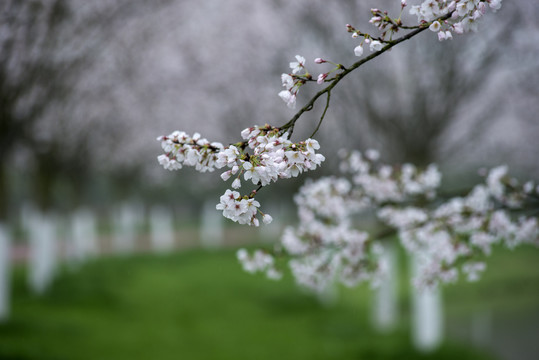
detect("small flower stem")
(310, 90), (331, 138)
(249, 184), (263, 198)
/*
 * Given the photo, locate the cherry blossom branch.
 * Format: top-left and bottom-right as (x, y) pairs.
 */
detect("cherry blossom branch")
(279, 12), (451, 137)
(156, 0), (530, 295)
(158, 1), (506, 233)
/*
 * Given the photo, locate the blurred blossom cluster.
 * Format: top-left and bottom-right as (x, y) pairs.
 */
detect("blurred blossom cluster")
(239, 150), (538, 292)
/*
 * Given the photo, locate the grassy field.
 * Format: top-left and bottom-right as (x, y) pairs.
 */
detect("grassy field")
(0, 243), (538, 360)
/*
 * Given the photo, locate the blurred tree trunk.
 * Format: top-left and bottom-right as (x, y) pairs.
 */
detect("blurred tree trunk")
(0, 165), (7, 221)
(0, 0), (173, 214)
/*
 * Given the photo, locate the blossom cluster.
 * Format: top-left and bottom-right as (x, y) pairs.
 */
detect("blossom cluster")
(339, 149), (442, 203)
(238, 175), (386, 293)
(379, 165), (539, 287)
(411, 0), (503, 40)
(216, 126), (324, 226)
(278, 55), (347, 107)
(348, 0), (504, 58)
(278, 55), (309, 109)
(279, 1), (503, 110)
(215, 190), (267, 226)
(277, 151), (443, 292)
(233, 125), (325, 184)
(238, 150), (538, 293)
(157, 131), (224, 172)
(157, 125), (325, 226)
(284, 177), (386, 292)
(237, 249), (282, 280)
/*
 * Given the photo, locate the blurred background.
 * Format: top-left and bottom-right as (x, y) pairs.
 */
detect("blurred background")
(0, 0), (538, 359)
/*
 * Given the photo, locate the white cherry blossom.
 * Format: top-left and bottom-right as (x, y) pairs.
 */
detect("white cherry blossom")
(289, 55), (306, 74)
(278, 90), (297, 109)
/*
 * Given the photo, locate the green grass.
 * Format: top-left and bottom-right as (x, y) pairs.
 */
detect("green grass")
(0, 245), (537, 360)
(444, 245), (539, 315)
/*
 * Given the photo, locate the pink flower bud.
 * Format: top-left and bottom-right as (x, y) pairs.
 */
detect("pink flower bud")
(221, 170), (232, 181)
(317, 73), (328, 84)
(314, 58), (325, 64)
